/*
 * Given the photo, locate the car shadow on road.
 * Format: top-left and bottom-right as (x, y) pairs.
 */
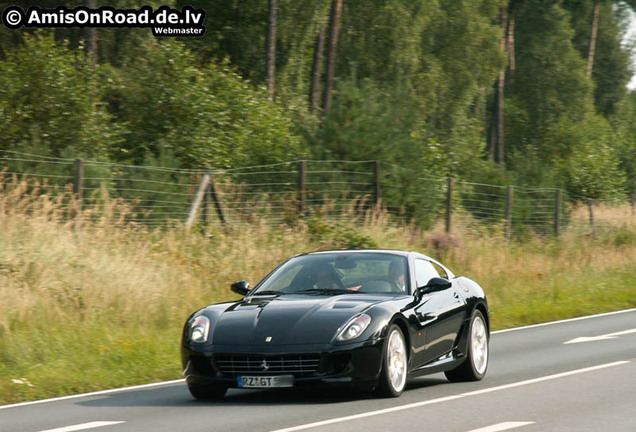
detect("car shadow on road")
(77, 377), (448, 408)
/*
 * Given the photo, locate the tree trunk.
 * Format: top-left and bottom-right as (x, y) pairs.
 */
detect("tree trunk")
(309, 26), (326, 112)
(507, 14), (515, 75)
(489, 3), (509, 165)
(84, 0), (98, 65)
(322, 0), (343, 114)
(265, 0), (278, 99)
(495, 68), (505, 165)
(587, 0), (600, 78)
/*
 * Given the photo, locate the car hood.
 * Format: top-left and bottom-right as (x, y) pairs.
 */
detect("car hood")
(211, 294), (388, 346)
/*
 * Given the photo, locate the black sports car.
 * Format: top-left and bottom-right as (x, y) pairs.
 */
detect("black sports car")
(181, 250), (489, 399)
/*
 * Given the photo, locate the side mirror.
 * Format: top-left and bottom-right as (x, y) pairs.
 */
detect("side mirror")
(231, 280), (251, 296)
(418, 277), (452, 294)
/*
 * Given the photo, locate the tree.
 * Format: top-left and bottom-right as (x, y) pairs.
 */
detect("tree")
(0, 35), (119, 161)
(309, 26), (326, 112)
(489, 2), (513, 166)
(322, 0), (343, 113)
(85, 0), (98, 65)
(587, 0), (600, 77)
(113, 39), (305, 169)
(564, 0), (633, 116)
(505, 1), (594, 156)
(265, 0), (278, 98)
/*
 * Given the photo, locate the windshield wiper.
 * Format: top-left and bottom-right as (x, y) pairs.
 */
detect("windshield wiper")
(251, 290), (284, 297)
(294, 288), (360, 295)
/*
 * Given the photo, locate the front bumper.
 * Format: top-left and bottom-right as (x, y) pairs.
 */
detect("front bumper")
(181, 338), (385, 390)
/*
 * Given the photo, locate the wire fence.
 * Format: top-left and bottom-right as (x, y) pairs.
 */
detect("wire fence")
(1, 149), (634, 237)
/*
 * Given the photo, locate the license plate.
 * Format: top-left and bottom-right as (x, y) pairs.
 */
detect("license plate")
(237, 375), (294, 388)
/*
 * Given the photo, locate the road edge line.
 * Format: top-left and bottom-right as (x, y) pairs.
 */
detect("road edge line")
(0, 380), (184, 411)
(492, 308), (636, 334)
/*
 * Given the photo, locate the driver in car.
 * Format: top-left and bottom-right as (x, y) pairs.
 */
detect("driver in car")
(388, 261), (406, 292)
(314, 264), (341, 289)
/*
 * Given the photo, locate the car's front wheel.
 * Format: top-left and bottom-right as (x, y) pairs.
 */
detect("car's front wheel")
(375, 324), (408, 397)
(187, 383), (228, 400)
(445, 309), (489, 382)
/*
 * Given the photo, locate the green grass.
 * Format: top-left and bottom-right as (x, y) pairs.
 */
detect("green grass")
(0, 182), (635, 404)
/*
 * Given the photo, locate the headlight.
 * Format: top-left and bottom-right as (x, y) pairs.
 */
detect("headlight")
(337, 314), (372, 341)
(189, 316), (211, 343)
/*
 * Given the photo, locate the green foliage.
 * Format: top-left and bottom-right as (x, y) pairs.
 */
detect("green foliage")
(564, 0), (632, 116)
(0, 0), (635, 216)
(611, 92), (636, 192)
(507, 1), (594, 151)
(547, 115), (626, 198)
(0, 35), (120, 161)
(114, 38), (306, 169)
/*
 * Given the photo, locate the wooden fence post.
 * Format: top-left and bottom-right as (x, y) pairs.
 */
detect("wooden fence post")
(72, 158), (84, 228)
(631, 193), (635, 218)
(185, 173), (211, 228)
(74, 158), (84, 205)
(202, 169), (211, 225)
(298, 160), (306, 215)
(209, 175), (227, 225)
(505, 185), (513, 240)
(374, 160), (381, 207)
(445, 177), (453, 234)
(554, 189), (562, 236)
(587, 198), (595, 237)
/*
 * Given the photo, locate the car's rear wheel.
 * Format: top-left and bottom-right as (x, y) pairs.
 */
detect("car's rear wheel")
(445, 309), (489, 382)
(187, 383), (228, 400)
(375, 324), (408, 397)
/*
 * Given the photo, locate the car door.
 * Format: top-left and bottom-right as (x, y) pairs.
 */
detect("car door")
(411, 259), (466, 367)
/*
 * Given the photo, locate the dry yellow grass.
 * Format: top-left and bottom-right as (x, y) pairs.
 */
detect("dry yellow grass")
(0, 177), (634, 403)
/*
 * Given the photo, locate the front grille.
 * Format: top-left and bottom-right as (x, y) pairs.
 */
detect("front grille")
(214, 354), (321, 377)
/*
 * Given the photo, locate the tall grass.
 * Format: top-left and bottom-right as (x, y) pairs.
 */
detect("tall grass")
(1, 177), (635, 404)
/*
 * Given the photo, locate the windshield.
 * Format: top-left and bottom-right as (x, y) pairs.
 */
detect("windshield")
(251, 253), (409, 296)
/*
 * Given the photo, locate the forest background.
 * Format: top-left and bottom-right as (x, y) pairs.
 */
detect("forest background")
(1, 0), (636, 210)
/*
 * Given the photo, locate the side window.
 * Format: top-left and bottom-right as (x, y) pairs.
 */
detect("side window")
(414, 259), (440, 288)
(430, 262), (449, 279)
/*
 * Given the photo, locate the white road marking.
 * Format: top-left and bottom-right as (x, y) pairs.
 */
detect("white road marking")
(37, 421), (124, 432)
(460, 361), (629, 396)
(265, 361), (629, 432)
(466, 422), (535, 432)
(564, 328), (636, 344)
(493, 308), (636, 334)
(0, 380), (184, 411)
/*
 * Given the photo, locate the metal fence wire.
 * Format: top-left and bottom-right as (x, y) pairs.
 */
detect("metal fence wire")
(1, 150), (634, 236)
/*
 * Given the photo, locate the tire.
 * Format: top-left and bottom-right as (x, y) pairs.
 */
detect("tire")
(374, 324), (408, 398)
(188, 383), (228, 400)
(445, 310), (489, 382)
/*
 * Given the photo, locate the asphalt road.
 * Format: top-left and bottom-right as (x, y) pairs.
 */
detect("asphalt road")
(1, 309), (635, 432)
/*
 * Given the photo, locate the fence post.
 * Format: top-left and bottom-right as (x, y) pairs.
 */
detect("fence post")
(587, 198), (595, 237)
(374, 160), (381, 207)
(445, 177), (453, 234)
(185, 173), (211, 228)
(209, 174), (227, 225)
(202, 169), (211, 225)
(73, 158), (84, 205)
(632, 193), (635, 218)
(505, 185), (513, 240)
(554, 189), (562, 236)
(298, 160), (306, 215)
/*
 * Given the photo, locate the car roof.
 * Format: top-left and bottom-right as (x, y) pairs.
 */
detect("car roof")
(301, 249), (430, 260)
(304, 249), (408, 256)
